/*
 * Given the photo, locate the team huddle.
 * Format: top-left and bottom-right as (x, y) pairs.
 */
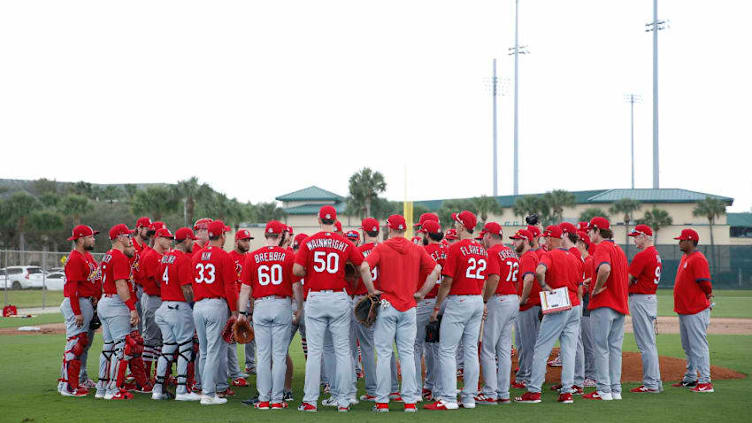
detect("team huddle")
(56, 205), (715, 411)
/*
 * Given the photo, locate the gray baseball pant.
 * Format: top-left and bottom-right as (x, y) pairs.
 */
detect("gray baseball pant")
(244, 300), (256, 370)
(140, 293), (163, 370)
(59, 297), (94, 391)
(154, 301), (195, 395)
(590, 306), (625, 394)
(375, 301), (419, 404)
(193, 298), (229, 396)
(528, 305), (581, 394)
(438, 295), (484, 406)
(630, 294), (663, 390)
(413, 298), (434, 393)
(254, 297), (292, 403)
(679, 307), (711, 384)
(353, 296), (399, 396)
(97, 295), (133, 395)
(580, 314), (596, 380)
(516, 305), (541, 385)
(480, 294), (519, 400)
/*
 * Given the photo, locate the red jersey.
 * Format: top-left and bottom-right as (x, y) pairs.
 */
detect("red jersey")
(242, 246), (295, 298)
(567, 246), (585, 286)
(539, 249), (580, 306)
(294, 231), (364, 292)
(355, 242), (379, 296)
(192, 241), (208, 259)
(487, 244), (519, 296)
(191, 246), (239, 311)
(518, 250), (541, 311)
(101, 248), (133, 295)
(159, 250), (193, 302)
(443, 239), (491, 296)
(140, 249), (164, 296)
(588, 240), (629, 315)
(629, 245), (662, 295)
(133, 238), (148, 256)
(423, 243), (446, 299)
(673, 251), (712, 315)
(365, 237), (436, 312)
(64, 250), (101, 314)
(228, 250), (247, 294)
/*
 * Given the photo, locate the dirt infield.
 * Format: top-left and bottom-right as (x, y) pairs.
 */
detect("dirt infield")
(0, 322), (67, 336)
(625, 316), (752, 335)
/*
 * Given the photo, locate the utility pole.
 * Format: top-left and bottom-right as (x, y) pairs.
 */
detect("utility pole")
(626, 94), (641, 189)
(492, 58), (498, 196)
(646, 0), (666, 189)
(508, 0), (528, 196)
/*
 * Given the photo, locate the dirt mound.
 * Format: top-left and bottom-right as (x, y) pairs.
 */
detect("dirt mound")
(624, 316), (752, 335)
(0, 322), (66, 335)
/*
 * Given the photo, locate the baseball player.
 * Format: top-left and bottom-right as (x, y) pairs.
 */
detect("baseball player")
(360, 214), (440, 413)
(151, 227), (202, 401)
(131, 217), (152, 333)
(415, 219), (445, 401)
(576, 231), (597, 387)
(192, 218), (212, 258)
(476, 221), (519, 404)
(283, 232), (309, 401)
(510, 229), (541, 389)
(425, 210), (495, 410)
(228, 229), (254, 387)
(238, 220), (303, 409)
(191, 220), (239, 405)
(627, 224), (664, 393)
(293, 205), (364, 412)
(582, 217), (629, 401)
(528, 226), (546, 259)
(59, 225), (101, 397)
(139, 227), (173, 381)
(551, 222), (584, 376)
(444, 228), (458, 245)
(96, 224), (147, 400)
(515, 225), (581, 404)
(671, 229), (714, 393)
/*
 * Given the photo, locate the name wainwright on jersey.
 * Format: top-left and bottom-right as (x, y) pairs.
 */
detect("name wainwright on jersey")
(304, 237), (350, 252)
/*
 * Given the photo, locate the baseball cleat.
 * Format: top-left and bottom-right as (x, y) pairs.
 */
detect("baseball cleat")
(232, 378), (248, 387)
(60, 387), (89, 397)
(458, 401), (476, 409)
(151, 391), (174, 400)
(241, 396), (260, 406)
(547, 356), (562, 367)
(423, 399), (458, 410)
(583, 378), (597, 388)
(631, 385), (660, 393)
(271, 402), (288, 410)
(200, 395), (227, 405)
(338, 406), (350, 413)
(95, 390), (106, 399)
(558, 393), (574, 404)
(473, 393), (497, 405)
(374, 403), (389, 413)
(217, 388), (235, 398)
(422, 389), (433, 401)
(611, 392), (622, 400)
(245, 366), (256, 375)
(572, 386), (584, 395)
(298, 402), (317, 412)
(514, 392), (541, 404)
(360, 394), (377, 401)
(110, 389), (134, 400)
(136, 383), (153, 393)
(349, 396), (360, 405)
(321, 397), (338, 407)
(255, 401), (271, 410)
(404, 403), (417, 413)
(690, 383), (714, 393)
(81, 378), (97, 389)
(283, 391), (294, 402)
(175, 392), (202, 401)
(672, 380), (698, 388)
(498, 398), (511, 404)
(583, 391), (612, 401)
(511, 380), (527, 389)
(389, 392), (403, 402)
(550, 384), (563, 392)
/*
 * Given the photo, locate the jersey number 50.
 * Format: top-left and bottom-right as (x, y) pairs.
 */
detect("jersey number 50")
(312, 251), (339, 274)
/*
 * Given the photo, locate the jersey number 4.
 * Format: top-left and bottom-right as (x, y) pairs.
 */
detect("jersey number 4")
(195, 263), (216, 284)
(465, 257), (487, 279)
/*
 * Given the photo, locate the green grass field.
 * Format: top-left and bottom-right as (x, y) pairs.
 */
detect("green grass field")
(1, 328), (751, 422)
(1, 289), (64, 309)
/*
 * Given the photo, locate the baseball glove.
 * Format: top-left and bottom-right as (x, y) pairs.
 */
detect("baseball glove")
(222, 316), (237, 343)
(353, 294), (381, 327)
(344, 262), (359, 284)
(425, 316), (441, 343)
(233, 318), (255, 344)
(89, 313), (102, 331)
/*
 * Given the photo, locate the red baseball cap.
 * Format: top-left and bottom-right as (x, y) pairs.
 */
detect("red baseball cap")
(235, 229), (254, 241)
(415, 212), (440, 228)
(453, 210), (477, 231)
(293, 233), (308, 246)
(559, 222), (577, 235)
(387, 214), (407, 231)
(411, 236), (423, 245)
(577, 222), (589, 232)
(149, 221), (166, 232)
(474, 232), (485, 241)
(444, 228), (458, 240)
(207, 220), (231, 237)
(674, 228), (699, 242)
(483, 222), (503, 237)
(629, 224), (653, 237)
(319, 205), (337, 221)
(136, 217), (152, 228)
(361, 217), (380, 233)
(286, 225), (294, 235)
(421, 220), (442, 234)
(265, 220), (286, 235)
(109, 224), (133, 240)
(541, 225), (563, 239)
(345, 230), (360, 242)
(175, 227), (197, 242)
(334, 220), (343, 233)
(510, 229), (533, 243)
(577, 231), (591, 247)
(588, 216), (610, 230)
(155, 228), (174, 239)
(193, 218), (213, 230)
(527, 225), (541, 238)
(67, 225), (99, 241)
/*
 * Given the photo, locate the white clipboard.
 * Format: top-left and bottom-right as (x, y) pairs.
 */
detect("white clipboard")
(539, 287), (572, 315)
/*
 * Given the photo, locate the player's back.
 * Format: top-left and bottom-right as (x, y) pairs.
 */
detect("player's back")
(245, 245), (294, 298)
(295, 231), (360, 292)
(444, 238), (488, 295)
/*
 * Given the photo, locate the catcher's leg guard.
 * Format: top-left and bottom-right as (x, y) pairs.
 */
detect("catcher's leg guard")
(176, 339), (193, 394)
(186, 335), (200, 390)
(125, 331), (149, 388)
(61, 333), (89, 391)
(98, 341), (114, 391)
(154, 342), (177, 394)
(112, 339), (128, 391)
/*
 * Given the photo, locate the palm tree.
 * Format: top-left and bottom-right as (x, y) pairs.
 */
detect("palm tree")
(637, 207), (673, 243)
(693, 197), (727, 268)
(130, 186), (179, 221)
(348, 168), (387, 218)
(29, 210), (64, 252)
(437, 199), (478, 229)
(579, 207), (608, 223)
(254, 202), (286, 222)
(544, 190), (576, 224)
(472, 195), (502, 226)
(101, 185), (123, 203)
(609, 198), (642, 256)
(59, 194), (90, 226)
(174, 177), (213, 226)
(513, 195), (551, 224)
(5, 191), (40, 253)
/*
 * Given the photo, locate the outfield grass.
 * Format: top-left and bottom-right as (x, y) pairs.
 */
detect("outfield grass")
(0, 331), (750, 423)
(0, 313), (63, 329)
(656, 289), (752, 318)
(1, 289), (64, 309)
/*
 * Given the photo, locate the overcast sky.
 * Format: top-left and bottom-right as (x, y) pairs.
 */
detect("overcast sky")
(1, 1), (750, 211)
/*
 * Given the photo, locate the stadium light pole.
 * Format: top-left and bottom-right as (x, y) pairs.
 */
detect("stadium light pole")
(492, 58), (499, 197)
(646, 0), (666, 189)
(509, 0), (528, 196)
(626, 94), (642, 189)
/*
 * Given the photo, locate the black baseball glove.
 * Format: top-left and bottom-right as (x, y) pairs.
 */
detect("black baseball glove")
(425, 316), (441, 343)
(89, 313), (102, 331)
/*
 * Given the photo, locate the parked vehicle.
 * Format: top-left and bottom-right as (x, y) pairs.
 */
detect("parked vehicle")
(30, 271), (66, 291)
(0, 266), (44, 289)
